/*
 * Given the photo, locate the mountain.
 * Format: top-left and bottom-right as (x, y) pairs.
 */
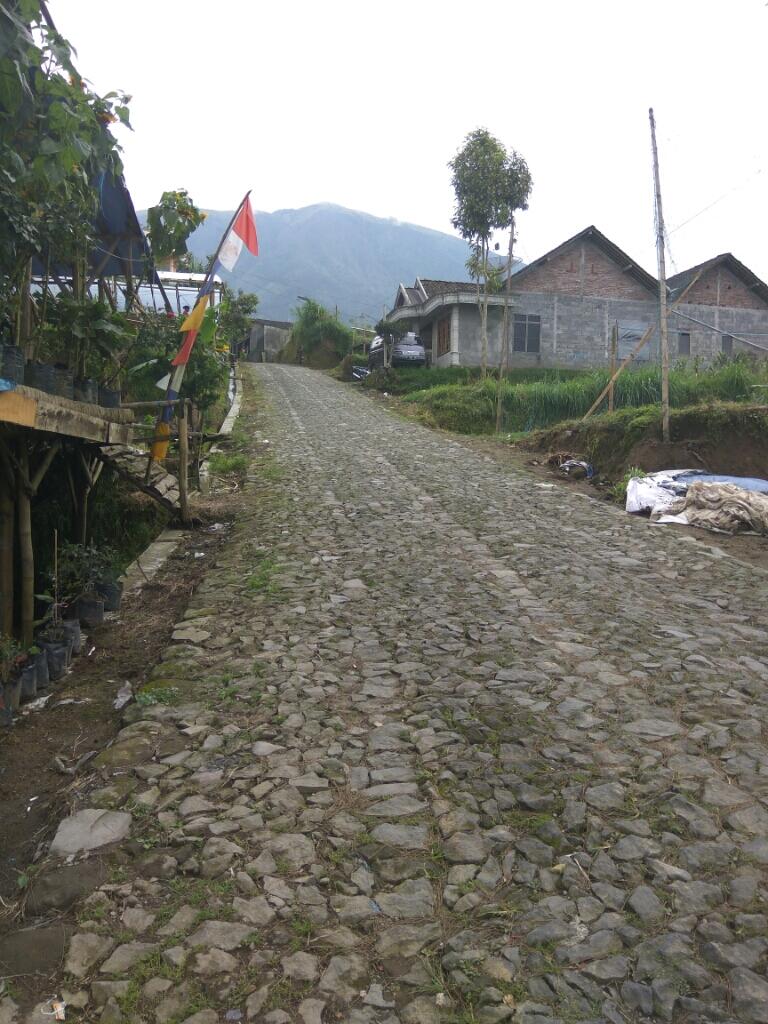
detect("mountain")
(181, 203), (475, 324)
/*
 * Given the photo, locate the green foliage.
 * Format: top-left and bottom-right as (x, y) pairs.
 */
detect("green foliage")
(146, 189), (205, 264)
(136, 686), (180, 707)
(449, 129), (532, 373)
(403, 360), (768, 435)
(0, 3), (130, 326)
(364, 365), (583, 395)
(55, 541), (118, 600)
(217, 287), (259, 348)
(609, 466), (646, 503)
(38, 295), (135, 379)
(208, 452), (248, 477)
(125, 311), (228, 412)
(291, 299), (353, 361)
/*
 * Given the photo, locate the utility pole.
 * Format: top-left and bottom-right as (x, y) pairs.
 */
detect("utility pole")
(649, 107), (671, 442)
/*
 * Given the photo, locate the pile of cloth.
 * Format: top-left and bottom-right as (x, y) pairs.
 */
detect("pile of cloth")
(626, 469), (768, 535)
(653, 481), (768, 534)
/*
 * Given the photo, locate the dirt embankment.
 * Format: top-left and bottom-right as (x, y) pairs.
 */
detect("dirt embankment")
(518, 403), (768, 481)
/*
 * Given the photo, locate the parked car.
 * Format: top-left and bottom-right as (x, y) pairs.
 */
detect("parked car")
(368, 332), (426, 370)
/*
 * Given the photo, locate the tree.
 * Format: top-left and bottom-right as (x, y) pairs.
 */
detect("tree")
(496, 150), (533, 432)
(0, 2), (131, 339)
(146, 190), (206, 269)
(217, 288), (259, 351)
(291, 299), (352, 365)
(449, 129), (510, 376)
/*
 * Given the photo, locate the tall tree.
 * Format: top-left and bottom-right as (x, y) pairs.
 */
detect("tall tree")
(449, 129), (509, 376)
(496, 150), (533, 432)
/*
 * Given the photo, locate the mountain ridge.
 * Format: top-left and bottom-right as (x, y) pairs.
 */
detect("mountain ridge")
(172, 203), (475, 323)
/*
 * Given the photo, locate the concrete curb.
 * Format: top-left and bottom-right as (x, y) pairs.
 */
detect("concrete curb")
(199, 370), (244, 493)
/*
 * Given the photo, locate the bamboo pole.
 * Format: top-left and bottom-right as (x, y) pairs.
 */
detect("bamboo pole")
(608, 321), (618, 413)
(582, 326), (655, 421)
(650, 108), (671, 442)
(178, 401), (190, 526)
(17, 446), (34, 645)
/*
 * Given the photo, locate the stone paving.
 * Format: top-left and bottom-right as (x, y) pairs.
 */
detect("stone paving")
(12, 364), (768, 1024)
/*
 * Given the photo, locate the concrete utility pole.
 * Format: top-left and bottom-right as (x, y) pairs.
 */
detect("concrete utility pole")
(649, 107), (671, 443)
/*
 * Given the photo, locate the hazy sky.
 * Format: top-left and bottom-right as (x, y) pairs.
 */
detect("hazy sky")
(55, 0), (767, 280)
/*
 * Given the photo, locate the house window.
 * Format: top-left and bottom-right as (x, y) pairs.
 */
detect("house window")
(617, 321), (650, 362)
(513, 314), (541, 353)
(721, 334), (733, 356)
(436, 316), (451, 357)
(678, 332), (691, 356)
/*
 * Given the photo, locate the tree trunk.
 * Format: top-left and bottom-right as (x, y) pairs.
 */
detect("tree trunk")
(495, 216), (515, 433)
(17, 446), (34, 646)
(480, 238), (489, 378)
(0, 486), (13, 637)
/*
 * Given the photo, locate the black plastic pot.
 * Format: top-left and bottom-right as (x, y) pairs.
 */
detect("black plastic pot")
(96, 579), (123, 612)
(34, 650), (50, 688)
(5, 677), (21, 711)
(53, 366), (74, 400)
(74, 378), (99, 404)
(59, 618), (82, 655)
(74, 593), (104, 627)
(39, 640), (68, 681)
(19, 662), (37, 701)
(26, 362), (55, 394)
(1, 345), (24, 384)
(98, 384), (121, 408)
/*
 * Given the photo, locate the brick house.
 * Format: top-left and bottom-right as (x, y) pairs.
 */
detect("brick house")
(387, 226), (768, 368)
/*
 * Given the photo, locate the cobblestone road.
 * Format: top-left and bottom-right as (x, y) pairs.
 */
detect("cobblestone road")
(24, 366), (768, 1024)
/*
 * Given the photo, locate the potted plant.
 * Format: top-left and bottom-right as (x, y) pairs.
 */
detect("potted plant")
(29, 643), (50, 689)
(93, 546), (122, 611)
(57, 542), (106, 627)
(19, 650), (37, 701)
(1, 345), (24, 384)
(0, 635), (23, 713)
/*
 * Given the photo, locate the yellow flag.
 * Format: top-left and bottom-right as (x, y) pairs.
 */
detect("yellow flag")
(150, 420), (171, 462)
(180, 294), (209, 333)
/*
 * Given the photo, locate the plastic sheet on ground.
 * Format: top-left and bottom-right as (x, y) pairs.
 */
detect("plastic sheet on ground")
(653, 481), (768, 535)
(626, 469), (768, 515)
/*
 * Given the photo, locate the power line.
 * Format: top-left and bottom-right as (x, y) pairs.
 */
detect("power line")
(669, 168), (764, 235)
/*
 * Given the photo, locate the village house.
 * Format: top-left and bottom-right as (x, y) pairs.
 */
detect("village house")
(386, 226), (768, 368)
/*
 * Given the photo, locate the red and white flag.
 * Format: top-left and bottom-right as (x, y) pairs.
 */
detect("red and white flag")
(218, 195), (259, 271)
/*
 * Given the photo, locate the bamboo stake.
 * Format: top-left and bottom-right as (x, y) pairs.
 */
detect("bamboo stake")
(608, 321), (617, 413)
(582, 326), (655, 421)
(178, 401), (190, 526)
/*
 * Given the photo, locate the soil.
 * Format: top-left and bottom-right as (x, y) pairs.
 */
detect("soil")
(0, 498), (238, 907)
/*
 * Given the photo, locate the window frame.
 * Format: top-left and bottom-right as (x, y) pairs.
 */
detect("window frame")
(677, 332), (691, 357)
(512, 313), (541, 354)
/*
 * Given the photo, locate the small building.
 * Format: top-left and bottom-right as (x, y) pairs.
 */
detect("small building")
(246, 318), (293, 362)
(387, 226), (768, 368)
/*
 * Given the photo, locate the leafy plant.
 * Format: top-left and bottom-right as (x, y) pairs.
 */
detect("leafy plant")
(609, 466), (646, 503)
(291, 299), (353, 362)
(55, 542), (118, 602)
(0, 3), (131, 336)
(146, 189), (206, 266)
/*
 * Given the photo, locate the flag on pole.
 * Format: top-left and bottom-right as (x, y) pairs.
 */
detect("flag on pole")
(179, 293), (209, 334)
(149, 191), (258, 464)
(218, 196), (259, 271)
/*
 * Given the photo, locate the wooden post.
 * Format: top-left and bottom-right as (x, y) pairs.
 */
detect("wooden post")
(17, 445), (34, 646)
(0, 475), (13, 638)
(178, 400), (190, 526)
(582, 326), (655, 421)
(649, 108), (671, 443)
(608, 321), (618, 413)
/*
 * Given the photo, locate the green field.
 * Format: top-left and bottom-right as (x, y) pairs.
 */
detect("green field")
(381, 361), (768, 434)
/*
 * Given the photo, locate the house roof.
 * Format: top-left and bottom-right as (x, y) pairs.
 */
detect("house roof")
(510, 225), (658, 294)
(419, 279), (476, 298)
(667, 253), (768, 305)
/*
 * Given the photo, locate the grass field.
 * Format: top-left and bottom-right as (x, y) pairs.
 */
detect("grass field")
(390, 361), (768, 434)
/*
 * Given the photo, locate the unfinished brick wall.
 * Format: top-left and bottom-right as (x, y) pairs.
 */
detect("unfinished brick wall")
(681, 266), (768, 310)
(511, 239), (653, 302)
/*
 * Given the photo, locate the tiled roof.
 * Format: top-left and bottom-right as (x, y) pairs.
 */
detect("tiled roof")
(667, 253), (768, 305)
(419, 279), (476, 298)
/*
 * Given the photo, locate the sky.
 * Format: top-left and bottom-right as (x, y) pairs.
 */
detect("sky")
(54, 0), (768, 280)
